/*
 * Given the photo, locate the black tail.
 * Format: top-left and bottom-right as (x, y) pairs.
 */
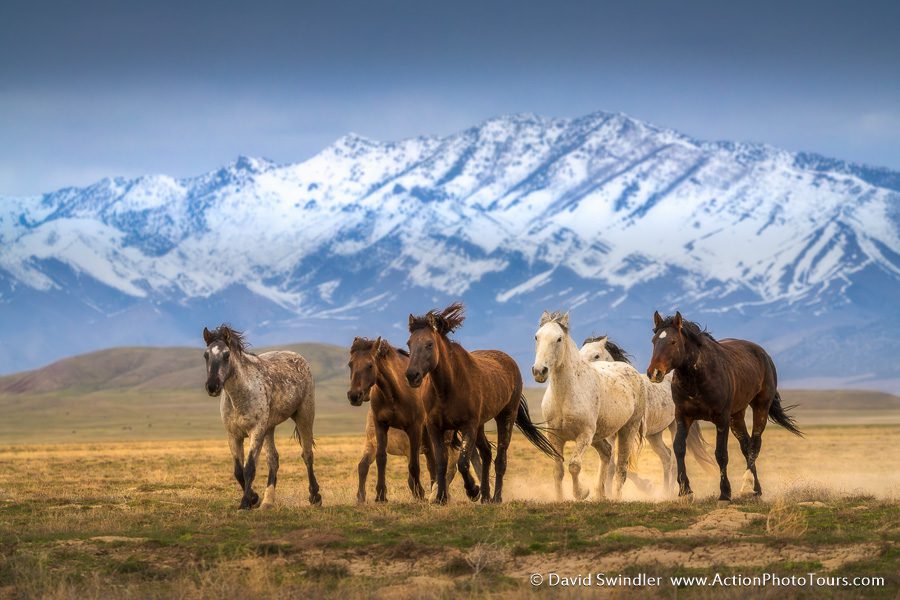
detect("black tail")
(768, 392), (803, 437)
(449, 430), (463, 450)
(515, 395), (562, 459)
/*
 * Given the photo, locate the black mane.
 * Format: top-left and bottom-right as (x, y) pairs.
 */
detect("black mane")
(655, 315), (716, 343)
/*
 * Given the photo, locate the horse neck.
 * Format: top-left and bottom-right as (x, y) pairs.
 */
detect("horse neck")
(674, 334), (712, 382)
(223, 352), (261, 409)
(427, 336), (467, 397)
(550, 335), (587, 398)
(374, 349), (408, 404)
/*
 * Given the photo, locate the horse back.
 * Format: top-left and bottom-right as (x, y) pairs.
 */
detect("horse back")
(256, 350), (314, 416)
(717, 338), (778, 406)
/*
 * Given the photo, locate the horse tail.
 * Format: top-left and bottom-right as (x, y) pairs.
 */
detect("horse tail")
(449, 430), (463, 450)
(293, 424), (316, 448)
(626, 414), (645, 470)
(515, 395), (562, 459)
(686, 422), (718, 474)
(768, 391), (803, 437)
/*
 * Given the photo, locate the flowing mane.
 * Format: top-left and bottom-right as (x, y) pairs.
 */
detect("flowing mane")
(205, 324), (253, 355)
(408, 302), (466, 336)
(654, 315), (716, 343)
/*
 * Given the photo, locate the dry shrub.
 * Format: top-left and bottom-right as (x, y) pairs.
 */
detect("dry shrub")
(766, 498), (808, 538)
(463, 542), (509, 578)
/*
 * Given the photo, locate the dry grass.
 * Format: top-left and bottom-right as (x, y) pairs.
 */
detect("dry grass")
(0, 426), (898, 599)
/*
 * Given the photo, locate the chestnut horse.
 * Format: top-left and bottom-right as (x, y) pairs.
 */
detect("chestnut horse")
(405, 303), (560, 504)
(347, 336), (470, 502)
(647, 312), (802, 502)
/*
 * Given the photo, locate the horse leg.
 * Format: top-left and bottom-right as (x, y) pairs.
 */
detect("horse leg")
(374, 420), (389, 502)
(260, 431), (279, 509)
(646, 430), (675, 496)
(405, 425), (426, 500)
(456, 426), (482, 502)
(475, 429), (493, 503)
(714, 417), (732, 503)
(569, 432), (593, 501)
(551, 435), (566, 501)
(612, 421), (641, 500)
(357, 440), (376, 504)
(294, 413), (322, 505)
(492, 407), (517, 504)
(427, 422), (450, 504)
(227, 436), (251, 503)
(239, 430), (265, 510)
(748, 398), (770, 496)
(674, 415), (694, 497)
(422, 427), (437, 492)
(729, 409), (757, 496)
(590, 436), (613, 499)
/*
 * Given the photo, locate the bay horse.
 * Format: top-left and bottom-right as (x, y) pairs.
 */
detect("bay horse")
(646, 312), (802, 502)
(405, 302), (560, 504)
(580, 335), (717, 495)
(203, 325), (321, 508)
(533, 312), (645, 501)
(347, 336), (469, 503)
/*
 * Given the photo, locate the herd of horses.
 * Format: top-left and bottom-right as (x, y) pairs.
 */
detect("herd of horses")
(202, 303), (802, 510)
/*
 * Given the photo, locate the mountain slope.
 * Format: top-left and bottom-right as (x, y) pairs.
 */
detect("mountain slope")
(1, 111), (899, 388)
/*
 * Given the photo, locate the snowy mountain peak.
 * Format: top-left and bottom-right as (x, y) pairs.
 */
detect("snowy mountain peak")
(1, 111), (899, 385)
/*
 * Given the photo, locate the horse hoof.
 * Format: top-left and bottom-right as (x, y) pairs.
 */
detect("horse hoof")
(575, 489), (590, 501)
(677, 493), (694, 504)
(717, 497), (731, 507)
(260, 501), (275, 510)
(466, 485), (481, 501)
(309, 493), (322, 506)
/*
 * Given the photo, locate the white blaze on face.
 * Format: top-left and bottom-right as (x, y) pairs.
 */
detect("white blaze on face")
(658, 331), (667, 339)
(210, 345), (221, 355)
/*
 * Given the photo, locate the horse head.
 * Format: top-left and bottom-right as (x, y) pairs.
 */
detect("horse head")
(347, 336), (386, 406)
(202, 325), (244, 396)
(532, 311), (570, 383)
(405, 302), (465, 387)
(647, 310), (686, 383)
(580, 335), (612, 363)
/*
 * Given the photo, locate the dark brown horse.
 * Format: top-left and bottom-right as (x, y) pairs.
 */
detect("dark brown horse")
(646, 311), (802, 502)
(405, 302), (559, 504)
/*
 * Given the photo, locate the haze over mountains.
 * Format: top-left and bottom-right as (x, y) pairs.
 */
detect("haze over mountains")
(1, 111), (898, 390)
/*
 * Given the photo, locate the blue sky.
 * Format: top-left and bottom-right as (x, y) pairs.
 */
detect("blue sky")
(1, 0), (898, 195)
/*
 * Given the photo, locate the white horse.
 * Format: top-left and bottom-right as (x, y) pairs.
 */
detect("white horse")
(580, 336), (717, 494)
(532, 312), (646, 500)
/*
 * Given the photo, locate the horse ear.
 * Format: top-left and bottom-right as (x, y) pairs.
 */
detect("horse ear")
(426, 312), (440, 332)
(653, 311), (663, 329)
(598, 335), (608, 345)
(539, 311), (551, 326)
(674, 311), (683, 330)
(203, 327), (213, 345)
(558, 312), (570, 330)
(408, 314), (415, 330)
(373, 336), (384, 357)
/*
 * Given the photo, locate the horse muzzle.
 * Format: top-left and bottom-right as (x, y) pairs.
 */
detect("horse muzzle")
(405, 371), (424, 388)
(206, 382), (222, 397)
(532, 365), (549, 383)
(347, 389), (369, 406)
(647, 367), (666, 384)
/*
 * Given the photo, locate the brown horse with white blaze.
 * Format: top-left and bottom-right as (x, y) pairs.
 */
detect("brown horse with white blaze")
(405, 302), (560, 504)
(646, 311), (802, 502)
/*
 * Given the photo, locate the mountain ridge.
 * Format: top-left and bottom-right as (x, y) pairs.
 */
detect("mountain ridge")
(1, 110), (898, 388)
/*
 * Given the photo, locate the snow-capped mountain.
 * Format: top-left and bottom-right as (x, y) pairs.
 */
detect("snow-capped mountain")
(2, 111), (899, 390)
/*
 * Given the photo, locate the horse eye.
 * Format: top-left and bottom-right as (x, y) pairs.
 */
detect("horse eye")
(203, 351), (209, 359)
(223, 351), (230, 360)
(556, 337), (561, 343)
(594, 354), (600, 360)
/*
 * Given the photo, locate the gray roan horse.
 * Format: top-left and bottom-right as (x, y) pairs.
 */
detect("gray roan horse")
(203, 325), (321, 508)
